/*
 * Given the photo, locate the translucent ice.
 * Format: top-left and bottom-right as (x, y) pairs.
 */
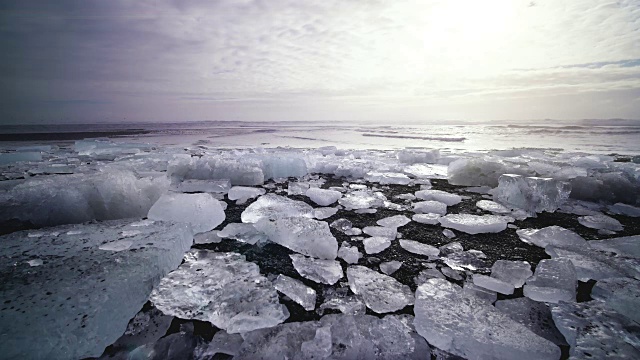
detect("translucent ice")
(217, 223), (267, 245)
(545, 246), (639, 281)
(591, 277), (640, 324)
(376, 214), (411, 228)
(472, 274), (515, 295)
(439, 214), (509, 234)
(330, 218), (362, 236)
(347, 266), (414, 313)
(363, 236), (392, 254)
(413, 200), (448, 215)
(494, 298), (567, 347)
(492, 174), (571, 213)
(148, 192), (226, 233)
(415, 189), (462, 206)
(412, 213), (441, 225)
(149, 250), (289, 334)
(255, 217), (338, 259)
(399, 239), (440, 257)
(228, 186), (266, 201)
(365, 172), (411, 185)
(523, 258), (576, 303)
(175, 179), (231, 193)
(490, 260), (532, 288)
(0, 151), (42, 165)
(578, 214), (624, 231)
(290, 254), (343, 285)
(442, 229), (456, 238)
(608, 202), (640, 217)
(397, 148), (440, 164)
(380, 260), (402, 275)
(443, 250), (489, 271)
(273, 274), (317, 311)
(241, 194), (313, 223)
(414, 278), (560, 360)
(476, 200), (511, 214)
(447, 157), (509, 187)
(305, 187), (342, 206)
(312, 207), (339, 220)
(338, 190), (386, 210)
(362, 226), (397, 239)
(338, 242), (362, 264)
(0, 219), (192, 359)
(516, 225), (587, 250)
(589, 235), (640, 258)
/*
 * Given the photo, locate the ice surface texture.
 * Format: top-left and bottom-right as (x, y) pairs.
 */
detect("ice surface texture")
(414, 278), (560, 360)
(523, 258), (577, 303)
(241, 194), (314, 223)
(290, 254), (343, 285)
(149, 250), (289, 334)
(0, 219), (192, 359)
(273, 274), (317, 311)
(255, 217), (338, 259)
(305, 187), (342, 206)
(439, 214), (510, 234)
(492, 174), (571, 213)
(147, 192), (226, 233)
(347, 266), (414, 313)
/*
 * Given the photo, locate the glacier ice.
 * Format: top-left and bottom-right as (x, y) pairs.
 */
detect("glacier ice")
(147, 192), (226, 233)
(254, 217), (338, 259)
(0, 219), (192, 359)
(397, 148), (440, 164)
(415, 189), (462, 206)
(228, 186), (266, 201)
(476, 200), (511, 214)
(399, 239), (440, 257)
(523, 258), (576, 303)
(0, 151), (42, 165)
(363, 236), (392, 254)
(241, 194), (314, 223)
(347, 266), (414, 313)
(490, 260), (532, 288)
(217, 223), (267, 245)
(472, 274), (515, 295)
(195, 330), (244, 358)
(591, 277), (640, 324)
(578, 214), (624, 231)
(149, 250), (289, 334)
(175, 179), (231, 193)
(494, 298), (567, 347)
(330, 218), (362, 236)
(492, 174), (571, 213)
(312, 206), (339, 219)
(365, 172), (411, 185)
(447, 157), (509, 187)
(414, 278), (560, 360)
(589, 234), (640, 258)
(305, 187), (342, 206)
(608, 202), (640, 217)
(442, 228), (456, 238)
(290, 254), (343, 285)
(273, 274), (317, 311)
(439, 214), (509, 234)
(338, 190), (386, 210)
(545, 246), (639, 281)
(516, 225), (587, 250)
(362, 226), (397, 239)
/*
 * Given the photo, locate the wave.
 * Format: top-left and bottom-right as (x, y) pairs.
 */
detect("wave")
(362, 133), (466, 142)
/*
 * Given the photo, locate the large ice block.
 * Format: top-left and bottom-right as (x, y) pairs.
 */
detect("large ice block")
(290, 254), (343, 285)
(523, 258), (576, 303)
(305, 187), (342, 206)
(147, 192), (226, 233)
(241, 194), (314, 223)
(0, 219), (192, 359)
(492, 174), (571, 213)
(254, 217), (338, 259)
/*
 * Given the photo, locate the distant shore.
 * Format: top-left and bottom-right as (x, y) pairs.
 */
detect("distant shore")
(0, 130), (150, 142)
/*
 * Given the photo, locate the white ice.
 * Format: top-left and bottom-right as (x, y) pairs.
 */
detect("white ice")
(273, 274), (317, 311)
(255, 217), (338, 259)
(379, 261), (402, 275)
(217, 223), (267, 245)
(228, 186), (266, 201)
(290, 254), (343, 285)
(305, 187), (342, 206)
(523, 258), (576, 303)
(411, 213), (441, 225)
(363, 236), (391, 254)
(241, 194), (313, 223)
(376, 215), (411, 228)
(516, 225), (587, 250)
(347, 266), (414, 313)
(412, 200), (447, 215)
(414, 189), (462, 206)
(439, 214), (510, 234)
(399, 239), (440, 257)
(147, 192), (226, 233)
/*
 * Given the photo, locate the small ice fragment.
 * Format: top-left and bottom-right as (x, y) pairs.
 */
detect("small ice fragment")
(290, 254), (343, 285)
(305, 188), (342, 206)
(491, 260), (532, 288)
(414, 269), (445, 285)
(347, 266), (414, 313)
(379, 261), (402, 275)
(255, 217), (338, 259)
(120, 230), (142, 237)
(363, 237), (391, 254)
(399, 239), (439, 257)
(227, 186), (266, 201)
(412, 200), (447, 215)
(472, 274), (515, 295)
(355, 208), (377, 214)
(337, 242), (362, 264)
(439, 214), (509, 234)
(241, 194), (313, 223)
(27, 259), (43, 267)
(27, 232), (44, 238)
(217, 223), (267, 245)
(415, 189), (462, 206)
(147, 193), (226, 233)
(440, 266), (463, 280)
(578, 214), (623, 232)
(476, 200), (511, 213)
(376, 215), (410, 228)
(338, 190), (385, 210)
(442, 229), (456, 238)
(313, 207), (338, 220)
(273, 274), (317, 311)
(193, 230), (222, 244)
(362, 226), (397, 239)
(523, 258), (576, 303)
(412, 213), (441, 225)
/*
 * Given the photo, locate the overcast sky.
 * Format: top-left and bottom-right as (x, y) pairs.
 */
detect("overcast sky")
(1, 0), (639, 124)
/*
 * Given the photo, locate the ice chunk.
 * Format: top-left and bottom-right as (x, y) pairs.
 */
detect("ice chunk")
(413, 200), (447, 215)
(168, 156), (264, 185)
(228, 186), (266, 201)
(578, 214), (624, 231)
(338, 190), (386, 210)
(490, 260), (532, 288)
(545, 246), (638, 281)
(104, 306), (174, 355)
(414, 278), (560, 360)
(241, 194), (313, 223)
(492, 174), (571, 213)
(380, 260), (402, 275)
(447, 157), (509, 187)
(0, 151), (42, 165)
(287, 181), (310, 195)
(415, 189), (462, 206)
(439, 214), (509, 234)
(551, 300), (640, 359)
(175, 179), (231, 193)
(290, 254), (343, 285)
(305, 187), (342, 206)
(472, 274), (515, 295)
(312, 207), (339, 219)
(589, 235), (640, 258)
(440, 266), (463, 281)
(255, 217), (338, 259)
(0, 220), (192, 359)
(338, 242), (362, 264)
(376, 215), (411, 228)
(462, 282), (498, 304)
(412, 213), (441, 225)
(347, 266), (414, 313)
(273, 274), (317, 311)
(608, 202), (640, 217)
(591, 277), (640, 324)
(217, 223), (267, 245)
(397, 149), (440, 164)
(515, 225), (587, 250)
(476, 200), (511, 214)
(318, 295), (366, 316)
(399, 239), (439, 257)
(414, 269), (445, 285)
(99, 239), (134, 251)
(330, 218), (362, 235)
(363, 236), (391, 254)
(443, 250), (488, 271)
(149, 250), (288, 334)
(362, 226), (397, 239)
(194, 229), (222, 244)
(300, 326), (332, 358)
(26, 259), (43, 267)
(494, 298), (568, 346)
(365, 172), (411, 185)
(404, 163), (448, 179)
(148, 192), (225, 233)
(442, 229), (456, 238)
(523, 258), (576, 303)
(195, 330), (244, 358)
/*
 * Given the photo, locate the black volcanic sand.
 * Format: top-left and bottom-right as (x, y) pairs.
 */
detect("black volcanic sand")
(97, 174), (640, 358)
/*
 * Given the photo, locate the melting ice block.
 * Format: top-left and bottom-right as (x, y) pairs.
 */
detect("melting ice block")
(338, 190), (386, 210)
(589, 234), (640, 258)
(362, 226), (397, 239)
(255, 217), (338, 259)
(591, 277), (640, 324)
(217, 223), (267, 245)
(305, 187), (342, 206)
(523, 258), (576, 303)
(347, 266), (414, 313)
(376, 215), (411, 228)
(379, 260), (402, 275)
(338, 242), (362, 264)
(545, 246), (640, 281)
(0, 219), (192, 359)
(149, 250), (289, 334)
(492, 174), (571, 213)
(414, 278), (560, 360)
(330, 218), (362, 235)
(273, 274), (317, 311)
(413, 200), (447, 215)
(516, 225), (587, 250)
(490, 260), (532, 288)
(608, 202), (640, 217)
(147, 192), (225, 233)
(412, 213), (441, 225)
(227, 186), (266, 201)
(312, 207), (339, 220)
(365, 172), (411, 185)
(439, 214), (509, 234)
(241, 194), (313, 223)
(447, 157), (509, 187)
(578, 214), (624, 232)
(551, 300), (640, 359)
(175, 179), (231, 193)
(290, 254), (343, 285)
(399, 239), (440, 257)
(494, 298), (568, 347)
(415, 189), (462, 206)
(476, 200), (511, 214)
(363, 236), (392, 254)
(472, 274), (514, 295)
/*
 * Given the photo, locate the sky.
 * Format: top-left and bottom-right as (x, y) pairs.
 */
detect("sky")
(1, 0), (639, 124)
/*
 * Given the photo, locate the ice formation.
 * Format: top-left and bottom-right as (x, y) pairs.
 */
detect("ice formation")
(241, 194), (314, 223)
(273, 274), (317, 311)
(149, 250), (289, 334)
(363, 236), (392, 254)
(362, 226), (397, 239)
(337, 242), (362, 264)
(175, 179), (231, 193)
(413, 200), (448, 215)
(472, 274), (515, 295)
(476, 199), (511, 214)
(523, 258), (576, 303)
(217, 223), (267, 245)
(347, 266), (414, 313)
(415, 189), (462, 206)
(255, 217), (338, 259)
(490, 260), (532, 288)
(412, 213), (441, 224)
(305, 187), (342, 206)
(516, 225), (587, 250)
(608, 202), (640, 217)
(147, 192), (225, 233)
(0, 220), (192, 359)
(330, 218), (362, 235)
(365, 171), (411, 185)
(591, 277), (640, 324)
(578, 214), (624, 231)
(290, 254), (343, 285)
(492, 174), (571, 213)
(227, 186), (266, 201)
(439, 214), (510, 234)
(589, 234), (640, 258)
(379, 260), (403, 275)
(338, 190), (386, 210)
(376, 214), (411, 228)
(494, 298), (568, 347)
(399, 239), (440, 257)
(414, 278), (560, 360)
